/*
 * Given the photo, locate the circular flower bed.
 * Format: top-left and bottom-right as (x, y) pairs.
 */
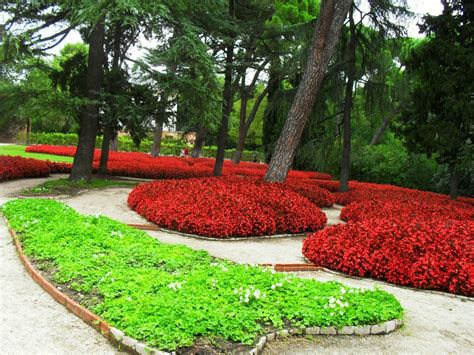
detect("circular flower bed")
(128, 177), (327, 238)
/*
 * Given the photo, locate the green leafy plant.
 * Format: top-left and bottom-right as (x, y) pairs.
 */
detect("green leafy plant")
(2, 199), (403, 351)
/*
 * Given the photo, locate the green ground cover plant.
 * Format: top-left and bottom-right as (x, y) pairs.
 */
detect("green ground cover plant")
(2, 199), (403, 351)
(21, 178), (137, 196)
(0, 144), (73, 163)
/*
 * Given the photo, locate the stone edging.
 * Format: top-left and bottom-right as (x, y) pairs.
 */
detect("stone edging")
(7, 225), (403, 355)
(127, 223), (307, 241)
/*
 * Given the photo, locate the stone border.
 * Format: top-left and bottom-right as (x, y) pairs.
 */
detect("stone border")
(7, 225), (403, 355)
(128, 223), (308, 241)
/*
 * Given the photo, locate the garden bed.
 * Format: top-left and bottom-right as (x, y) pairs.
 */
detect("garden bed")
(2, 198), (403, 353)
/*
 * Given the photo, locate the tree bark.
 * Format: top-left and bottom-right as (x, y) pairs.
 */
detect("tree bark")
(232, 75), (248, 164)
(339, 5), (356, 192)
(449, 162), (460, 200)
(213, 0), (235, 176)
(151, 119), (164, 157)
(69, 19), (105, 181)
(98, 123), (112, 175)
(192, 126), (207, 158)
(232, 85), (270, 164)
(110, 133), (118, 151)
(369, 108), (401, 145)
(264, 0), (352, 182)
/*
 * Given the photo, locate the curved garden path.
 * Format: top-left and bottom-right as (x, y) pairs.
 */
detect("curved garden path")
(1, 176), (473, 354)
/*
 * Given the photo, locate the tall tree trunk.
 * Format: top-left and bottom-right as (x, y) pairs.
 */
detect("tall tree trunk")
(213, 0), (235, 176)
(449, 162), (460, 200)
(339, 5), (356, 192)
(264, 0), (352, 182)
(232, 86), (269, 164)
(369, 108), (401, 145)
(25, 117), (31, 145)
(98, 123), (112, 175)
(192, 126), (207, 158)
(232, 75), (248, 164)
(110, 133), (118, 151)
(70, 19), (105, 181)
(151, 119), (163, 157)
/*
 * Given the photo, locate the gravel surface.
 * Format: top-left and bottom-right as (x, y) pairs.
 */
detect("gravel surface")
(0, 176), (117, 355)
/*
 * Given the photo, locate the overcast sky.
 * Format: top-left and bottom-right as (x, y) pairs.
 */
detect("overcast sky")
(41, 0), (445, 57)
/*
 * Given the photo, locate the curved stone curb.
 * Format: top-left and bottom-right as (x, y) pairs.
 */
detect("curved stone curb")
(7, 225), (403, 355)
(127, 223), (307, 241)
(301, 258), (473, 301)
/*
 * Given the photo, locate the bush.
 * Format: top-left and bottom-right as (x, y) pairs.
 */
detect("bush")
(0, 156), (71, 181)
(128, 177), (328, 238)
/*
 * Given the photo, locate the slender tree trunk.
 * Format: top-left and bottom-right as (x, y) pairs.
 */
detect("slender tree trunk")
(339, 5), (356, 192)
(98, 123), (112, 175)
(369, 108), (401, 145)
(233, 86), (270, 164)
(151, 119), (164, 157)
(192, 126), (207, 158)
(25, 117), (31, 145)
(264, 0), (352, 182)
(449, 162), (460, 200)
(70, 19), (105, 181)
(213, 0), (235, 176)
(110, 133), (118, 151)
(232, 75), (248, 164)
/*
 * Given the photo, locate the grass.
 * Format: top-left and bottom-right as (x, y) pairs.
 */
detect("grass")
(21, 178), (137, 196)
(2, 199), (404, 352)
(0, 144), (73, 163)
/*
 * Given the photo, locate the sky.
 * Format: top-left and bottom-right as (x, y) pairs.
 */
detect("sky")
(2, 1), (445, 58)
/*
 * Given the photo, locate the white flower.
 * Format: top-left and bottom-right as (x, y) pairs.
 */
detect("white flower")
(340, 287), (347, 294)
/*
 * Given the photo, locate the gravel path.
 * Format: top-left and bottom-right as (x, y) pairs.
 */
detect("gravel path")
(0, 176), (117, 354)
(1, 177), (473, 354)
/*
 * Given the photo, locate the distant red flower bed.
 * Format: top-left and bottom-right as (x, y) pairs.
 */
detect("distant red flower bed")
(303, 184), (474, 296)
(128, 177), (327, 238)
(0, 156), (71, 181)
(25, 145), (333, 181)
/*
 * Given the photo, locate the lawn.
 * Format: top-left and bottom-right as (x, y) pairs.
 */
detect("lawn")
(0, 144), (74, 163)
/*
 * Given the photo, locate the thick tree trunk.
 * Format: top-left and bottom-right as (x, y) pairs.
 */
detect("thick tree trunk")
(98, 123), (112, 175)
(339, 5), (356, 192)
(151, 119), (163, 157)
(192, 126), (207, 158)
(449, 163), (460, 200)
(70, 20), (105, 181)
(264, 0), (352, 182)
(213, 0), (235, 176)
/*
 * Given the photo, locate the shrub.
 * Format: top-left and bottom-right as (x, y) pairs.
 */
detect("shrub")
(128, 177), (328, 238)
(0, 156), (51, 181)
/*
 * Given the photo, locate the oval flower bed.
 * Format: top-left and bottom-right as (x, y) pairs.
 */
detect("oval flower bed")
(303, 186), (474, 296)
(128, 177), (328, 238)
(2, 199), (404, 352)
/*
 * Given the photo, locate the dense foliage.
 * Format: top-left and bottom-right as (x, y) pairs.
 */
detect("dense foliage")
(303, 183), (474, 296)
(128, 177), (327, 238)
(3, 199), (403, 351)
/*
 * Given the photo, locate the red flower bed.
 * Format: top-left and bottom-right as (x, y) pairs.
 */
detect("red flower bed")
(128, 177), (327, 238)
(0, 156), (52, 181)
(25, 145), (333, 181)
(303, 183), (474, 296)
(282, 179), (335, 207)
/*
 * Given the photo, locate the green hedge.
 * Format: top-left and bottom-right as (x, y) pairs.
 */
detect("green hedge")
(18, 132), (264, 162)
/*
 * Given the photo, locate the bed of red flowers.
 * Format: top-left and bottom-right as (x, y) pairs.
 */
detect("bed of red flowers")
(0, 156), (71, 182)
(128, 177), (328, 238)
(25, 145), (333, 181)
(303, 184), (474, 296)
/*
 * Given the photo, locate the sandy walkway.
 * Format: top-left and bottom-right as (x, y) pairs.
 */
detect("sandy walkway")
(0, 176), (116, 354)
